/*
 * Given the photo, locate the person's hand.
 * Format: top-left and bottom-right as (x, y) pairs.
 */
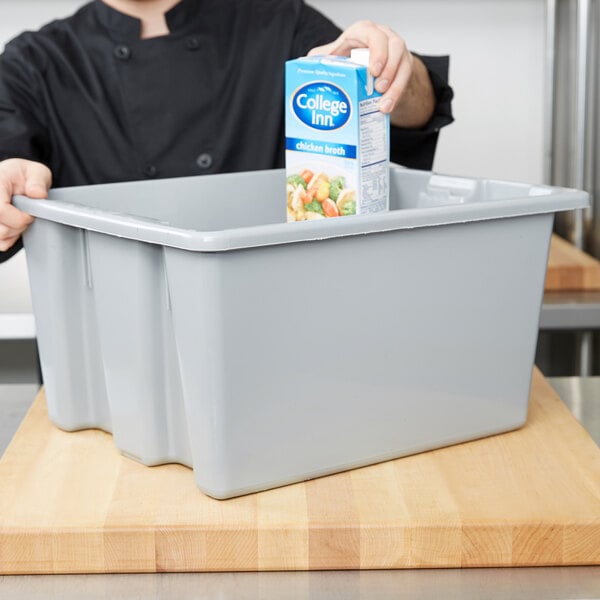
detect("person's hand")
(0, 159), (52, 252)
(308, 21), (435, 128)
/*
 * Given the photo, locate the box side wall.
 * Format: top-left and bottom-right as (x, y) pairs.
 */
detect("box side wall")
(86, 232), (192, 466)
(167, 213), (552, 497)
(22, 220), (111, 432)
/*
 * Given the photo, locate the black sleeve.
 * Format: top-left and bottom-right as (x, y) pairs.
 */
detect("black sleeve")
(390, 54), (454, 171)
(0, 37), (49, 263)
(0, 38), (50, 163)
(0, 237), (23, 263)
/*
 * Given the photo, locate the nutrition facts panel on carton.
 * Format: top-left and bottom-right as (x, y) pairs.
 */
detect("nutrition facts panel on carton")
(359, 97), (389, 212)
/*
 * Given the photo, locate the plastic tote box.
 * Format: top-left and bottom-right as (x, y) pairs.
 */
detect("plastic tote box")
(14, 166), (588, 499)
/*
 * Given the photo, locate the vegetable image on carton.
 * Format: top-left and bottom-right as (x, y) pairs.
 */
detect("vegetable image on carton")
(285, 51), (390, 222)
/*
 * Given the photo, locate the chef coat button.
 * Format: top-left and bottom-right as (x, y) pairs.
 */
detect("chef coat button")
(114, 45), (131, 60)
(196, 153), (213, 169)
(185, 36), (200, 51)
(143, 164), (157, 178)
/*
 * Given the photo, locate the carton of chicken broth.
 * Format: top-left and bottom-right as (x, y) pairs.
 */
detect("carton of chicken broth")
(285, 53), (389, 221)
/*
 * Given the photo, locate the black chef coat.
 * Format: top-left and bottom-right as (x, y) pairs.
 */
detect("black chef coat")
(0, 0), (453, 261)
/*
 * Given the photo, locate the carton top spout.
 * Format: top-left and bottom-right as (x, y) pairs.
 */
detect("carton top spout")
(350, 48), (370, 67)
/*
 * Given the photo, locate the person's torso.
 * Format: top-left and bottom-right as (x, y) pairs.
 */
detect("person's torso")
(16, 0), (331, 186)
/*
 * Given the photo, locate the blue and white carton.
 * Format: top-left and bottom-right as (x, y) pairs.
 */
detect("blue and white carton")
(285, 50), (389, 222)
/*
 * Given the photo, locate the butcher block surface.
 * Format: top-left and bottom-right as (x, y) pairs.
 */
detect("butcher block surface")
(546, 234), (600, 291)
(0, 369), (599, 574)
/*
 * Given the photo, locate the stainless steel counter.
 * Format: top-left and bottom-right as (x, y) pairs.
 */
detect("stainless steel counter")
(539, 291), (600, 377)
(549, 376), (600, 444)
(540, 291), (600, 330)
(0, 384), (39, 456)
(1, 381), (599, 599)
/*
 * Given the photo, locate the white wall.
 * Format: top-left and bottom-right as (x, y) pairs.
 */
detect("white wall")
(0, 1), (82, 41)
(313, 0), (547, 183)
(0, 0), (547, 183)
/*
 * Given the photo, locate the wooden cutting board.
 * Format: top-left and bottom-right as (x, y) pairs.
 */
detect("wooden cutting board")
(545, 233), (600, 291)
(0, 369), (599, 574)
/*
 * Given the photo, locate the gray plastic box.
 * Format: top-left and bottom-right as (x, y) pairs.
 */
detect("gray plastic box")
(14, 166), (588, 499)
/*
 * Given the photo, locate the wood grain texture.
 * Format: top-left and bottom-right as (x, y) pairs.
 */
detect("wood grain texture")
(0, 369), (599, 574)
(545, 234), (600, 291)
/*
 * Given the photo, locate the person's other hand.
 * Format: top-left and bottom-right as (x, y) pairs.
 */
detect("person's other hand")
(0, 159), (51, 252)
(308, 21), (434, 128)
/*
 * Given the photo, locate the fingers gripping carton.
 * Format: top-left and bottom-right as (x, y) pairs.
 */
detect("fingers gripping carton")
(285, 50), (390, 221)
